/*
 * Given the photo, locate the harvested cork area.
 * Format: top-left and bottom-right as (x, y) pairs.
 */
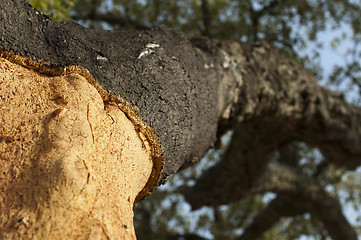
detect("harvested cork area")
(0, 57), (152, 239)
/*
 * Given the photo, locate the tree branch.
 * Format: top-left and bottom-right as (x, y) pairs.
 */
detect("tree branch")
(2, 1), (360, 239)
(167, 233), (210, 240)
(236, 197), (304, 240)
(183, 40), (361, 207)
(250, 163), (358, 240)
(201, 0), (211, 37)
(249, 0), (280, 41)
(72, 12), (149, 30)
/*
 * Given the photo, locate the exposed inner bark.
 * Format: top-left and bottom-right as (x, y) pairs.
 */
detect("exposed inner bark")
(0, 57), (152, 239)
(1, 1), (361, 239)
(0, 0), (220, 184)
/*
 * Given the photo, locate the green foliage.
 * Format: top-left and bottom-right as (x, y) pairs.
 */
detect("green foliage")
(28, 0), (75, 21)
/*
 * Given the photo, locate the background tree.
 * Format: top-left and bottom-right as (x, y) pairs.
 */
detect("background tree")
(26, 1), (361, 239)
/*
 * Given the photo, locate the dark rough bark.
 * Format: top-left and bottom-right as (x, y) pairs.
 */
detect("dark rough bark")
(183, 40), (361, 208)
(181, 41), (360, 239)
(0, 0), (222, 185)
(1, 1), (361, 239)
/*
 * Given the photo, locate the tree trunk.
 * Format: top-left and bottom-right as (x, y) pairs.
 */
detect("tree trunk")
(1, 0), (360, 239)
(0, 56), (153, 239)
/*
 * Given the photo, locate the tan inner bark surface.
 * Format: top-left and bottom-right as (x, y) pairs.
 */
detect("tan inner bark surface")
(0, 57), (152, 239)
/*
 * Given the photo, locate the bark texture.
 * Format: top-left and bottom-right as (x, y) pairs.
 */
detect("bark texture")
(186, 40), (361, 208)
(1, 0), (361, 239)
(182, 40), (361, 239)
(183, 40), (361, 199)
(0, 0), (221, 186)
(0, 57), (152, 239)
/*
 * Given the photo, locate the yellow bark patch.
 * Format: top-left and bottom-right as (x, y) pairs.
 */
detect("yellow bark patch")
(0, 55), (155, 239)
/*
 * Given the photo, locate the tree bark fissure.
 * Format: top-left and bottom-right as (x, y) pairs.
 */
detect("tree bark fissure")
(1, 1), (361, 239)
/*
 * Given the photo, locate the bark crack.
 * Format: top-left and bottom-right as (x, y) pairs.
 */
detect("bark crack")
(87, 104), (95, 144)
